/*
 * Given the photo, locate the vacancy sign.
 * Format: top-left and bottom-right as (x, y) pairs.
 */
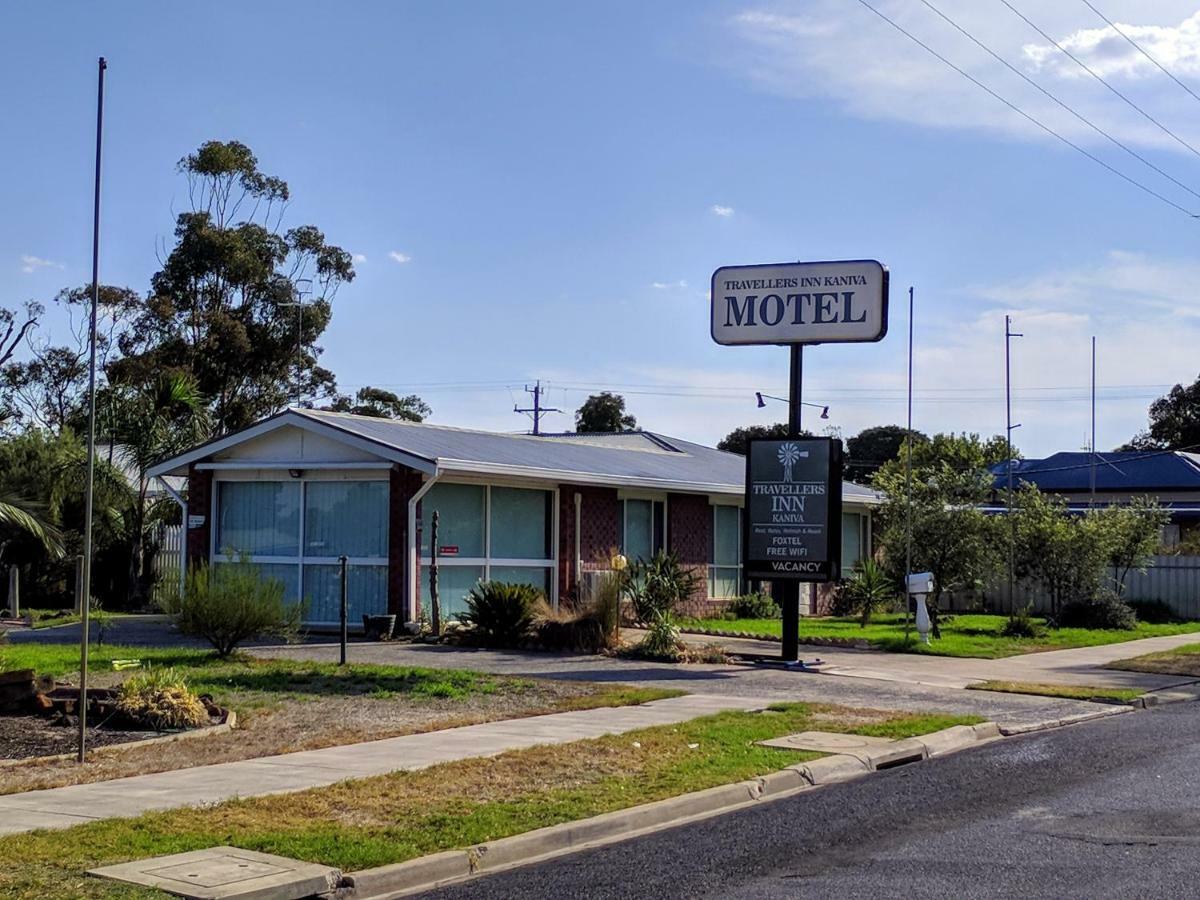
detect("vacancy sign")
(711, 259), (888, 346)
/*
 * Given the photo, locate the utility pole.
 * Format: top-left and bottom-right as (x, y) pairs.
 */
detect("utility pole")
(281, 278), (313, 406)
(1005, 315), (1023, 615)
(514, 380), (561, 435)
(903, 286), (914, 641)
(1090, 336), (1097, 507)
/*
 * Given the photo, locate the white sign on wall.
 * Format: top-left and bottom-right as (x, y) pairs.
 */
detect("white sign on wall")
(711, 259), (888, 346)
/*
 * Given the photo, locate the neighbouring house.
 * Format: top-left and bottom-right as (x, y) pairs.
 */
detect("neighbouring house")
(147, 409), (880, 628)
(989, 450), (1200, 546)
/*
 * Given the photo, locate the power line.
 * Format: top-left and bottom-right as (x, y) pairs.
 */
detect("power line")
(1080, 0), (1200, 110)
(852, 0), (1199, 217)
(917, 0), (1200, 202)
(1000, 0), (1200, 162)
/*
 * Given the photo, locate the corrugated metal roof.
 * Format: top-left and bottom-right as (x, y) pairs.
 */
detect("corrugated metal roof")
(991, 451), (1200, 493)
(151, 409), (880, 503)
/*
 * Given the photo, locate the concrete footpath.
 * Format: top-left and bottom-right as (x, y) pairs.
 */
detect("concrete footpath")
(0, 693), (765, 837)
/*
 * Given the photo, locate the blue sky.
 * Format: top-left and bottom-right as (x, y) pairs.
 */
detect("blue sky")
(4, 1), (1200, 456)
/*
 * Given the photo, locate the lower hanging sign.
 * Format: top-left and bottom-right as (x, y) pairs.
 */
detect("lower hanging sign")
(743, 437), (843, 582)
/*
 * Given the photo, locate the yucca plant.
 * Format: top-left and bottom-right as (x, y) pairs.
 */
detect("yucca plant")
(842, 559), (896, 627)
(460, 581), (542, 647)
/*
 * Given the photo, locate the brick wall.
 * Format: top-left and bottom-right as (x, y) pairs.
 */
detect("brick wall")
(389, 466), (424, 621)
(185, 465), (213, 569)
(557, 485), (620, 602)
(667, 492), (712, 614)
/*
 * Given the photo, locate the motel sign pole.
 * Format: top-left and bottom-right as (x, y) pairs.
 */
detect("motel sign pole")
(778, 344), (805, 661)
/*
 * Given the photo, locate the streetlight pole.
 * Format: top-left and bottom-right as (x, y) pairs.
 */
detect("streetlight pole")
(1005, 315), (1023, 615)
(79, 56), (107, 764)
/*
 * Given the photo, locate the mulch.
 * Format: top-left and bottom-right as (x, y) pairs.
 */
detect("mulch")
(0, 715), (162, 761)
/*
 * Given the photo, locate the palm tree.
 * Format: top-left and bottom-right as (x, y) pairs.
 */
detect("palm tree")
(109, 372), (211, 602)
(0, 491), (65, 560)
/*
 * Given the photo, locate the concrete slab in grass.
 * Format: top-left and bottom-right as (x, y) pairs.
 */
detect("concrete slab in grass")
(89, 846), (341, 899)
(758, 731), (895, 755)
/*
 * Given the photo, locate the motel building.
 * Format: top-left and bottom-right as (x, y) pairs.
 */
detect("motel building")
(148, 409), (880, 628)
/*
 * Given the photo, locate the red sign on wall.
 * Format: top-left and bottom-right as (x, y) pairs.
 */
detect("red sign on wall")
(439, 546), (459, 557)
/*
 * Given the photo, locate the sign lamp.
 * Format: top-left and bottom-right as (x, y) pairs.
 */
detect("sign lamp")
(755, 392), (829, 419)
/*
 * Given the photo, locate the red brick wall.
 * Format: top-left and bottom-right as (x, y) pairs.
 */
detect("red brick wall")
(667, 492), (712, 613)
(389, 466), (424, 621)
(557, 485), (620, 602)
(185, 466), (212, 570)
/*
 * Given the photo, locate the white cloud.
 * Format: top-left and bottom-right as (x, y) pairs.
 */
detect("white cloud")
(726, 2), (1200, 152)
(652, 279), (689, 290)
(388, 251), (412, 264)
(710, 204), (734, 217)
(20, 254), (63, 274)
(352, 253), (368, 264)
(1024, 11), (1200, 80)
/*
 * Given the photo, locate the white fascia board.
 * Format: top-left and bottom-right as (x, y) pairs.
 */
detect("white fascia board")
(147, 411), (437, 478)
(194, 461), (392, 471)
(436, 458), (743, 495)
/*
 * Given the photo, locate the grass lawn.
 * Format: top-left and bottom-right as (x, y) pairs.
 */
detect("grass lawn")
(0, 702), (980, 899)
(0, 643), (677, 793)
(678, 613), (1200, 659)
(1108, 642), (1200, 677)
(966, 680), (1144, 704)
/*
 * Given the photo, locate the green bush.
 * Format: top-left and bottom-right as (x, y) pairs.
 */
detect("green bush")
(724, 592), (780, 620)
(116, 667), (210, 730)
(460, 581), (542, 647)
(166, 558), (303, 658)
(624, 552), (701, 625)
(1000, 607), (1042, 638)
(636, 614), (683, 661)
(1128, 599), (1184, 625)
(1057, 594), (1138, 630)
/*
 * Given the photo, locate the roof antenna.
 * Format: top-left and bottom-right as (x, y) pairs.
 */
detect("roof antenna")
(514, 380), (561, 435)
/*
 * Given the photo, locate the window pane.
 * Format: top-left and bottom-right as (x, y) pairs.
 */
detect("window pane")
(842, 513), (863, 568)
(490, 487), (550, 559)
(709, 566), (740, 600)
(420, 484), (485, 557)
(217, 482), (299, 557)
(488, 565), (551, 598)
(624, 499), (653, 562)
(304, 481), (388, 558)
(302, 564), (388, 623)
(214, 560), (300, 608)
(419, 565), (484, 621)
(713, 506), (740, 567)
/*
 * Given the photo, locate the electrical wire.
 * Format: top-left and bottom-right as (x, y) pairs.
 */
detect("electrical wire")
(852, 0), (1199, 217)
(917, 0), (1200, 202)
(1000, 0), (1200, 162)
(1079, 0), (1200, 110)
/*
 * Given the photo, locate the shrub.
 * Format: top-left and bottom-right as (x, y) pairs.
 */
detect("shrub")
(116, 667), (209, 731)
(724, 592), (780, 620)
(1128, 599), (1184, 625)
(624, 552), (701, 625)
(840, 559), (896, 627)
(460, 581), (542, 647)
(635, 614), (683, 661)
(1057, 593), (1138, 630)
(1000, 607), (1042, 638)
(167, 558), (303, 658)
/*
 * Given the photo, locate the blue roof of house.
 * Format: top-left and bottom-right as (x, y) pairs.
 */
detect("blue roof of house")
(991, 451), (1200, 493)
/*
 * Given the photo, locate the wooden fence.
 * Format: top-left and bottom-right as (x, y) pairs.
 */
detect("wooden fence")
(152, 523), (184, 605)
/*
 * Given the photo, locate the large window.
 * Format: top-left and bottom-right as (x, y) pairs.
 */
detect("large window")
(419, 483), (555, 619)
(215, 479), (389, 624)
(710, 504), (742, 599)
(842, 512), (867, 570)
(620, 498), (664, 562)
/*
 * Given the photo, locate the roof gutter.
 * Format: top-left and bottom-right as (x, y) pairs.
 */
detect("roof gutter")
(407, 470), (441, 621)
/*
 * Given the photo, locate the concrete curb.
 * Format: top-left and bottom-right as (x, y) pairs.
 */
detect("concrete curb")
(1130, 683), (1200, 708)
(344, 722), (994, 899)
(998, 704), (1132, 735)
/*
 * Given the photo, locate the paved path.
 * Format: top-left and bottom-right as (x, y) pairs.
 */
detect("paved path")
(0, 694), (764, 836)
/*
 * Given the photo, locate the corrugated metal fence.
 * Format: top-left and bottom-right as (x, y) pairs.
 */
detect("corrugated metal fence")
(950, 555), (1200, 620)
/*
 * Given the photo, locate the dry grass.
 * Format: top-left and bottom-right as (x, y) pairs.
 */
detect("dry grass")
(966, 680), (1143, 703)
(1107, 642), (1200, 677)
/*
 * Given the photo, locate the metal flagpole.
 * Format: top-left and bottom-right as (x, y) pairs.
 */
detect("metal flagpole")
(79, 56), (107, 764)
(903, 287), (914, 641)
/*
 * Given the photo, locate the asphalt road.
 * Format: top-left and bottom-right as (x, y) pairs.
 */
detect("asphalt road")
(423, 703), (1200, 900)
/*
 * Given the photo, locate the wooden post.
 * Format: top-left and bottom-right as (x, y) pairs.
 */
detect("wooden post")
(7, 566), (17, 618)
(430, 510), (441, 637)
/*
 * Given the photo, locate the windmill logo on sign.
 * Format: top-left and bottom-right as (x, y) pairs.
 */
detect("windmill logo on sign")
(777, 442), (808, 483)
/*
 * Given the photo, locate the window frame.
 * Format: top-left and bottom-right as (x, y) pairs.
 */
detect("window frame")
(618, 493), (667, 562)
(211, 474), (390, 625)
(709, 503), (743, 600)
(417, 480), (559, 611)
